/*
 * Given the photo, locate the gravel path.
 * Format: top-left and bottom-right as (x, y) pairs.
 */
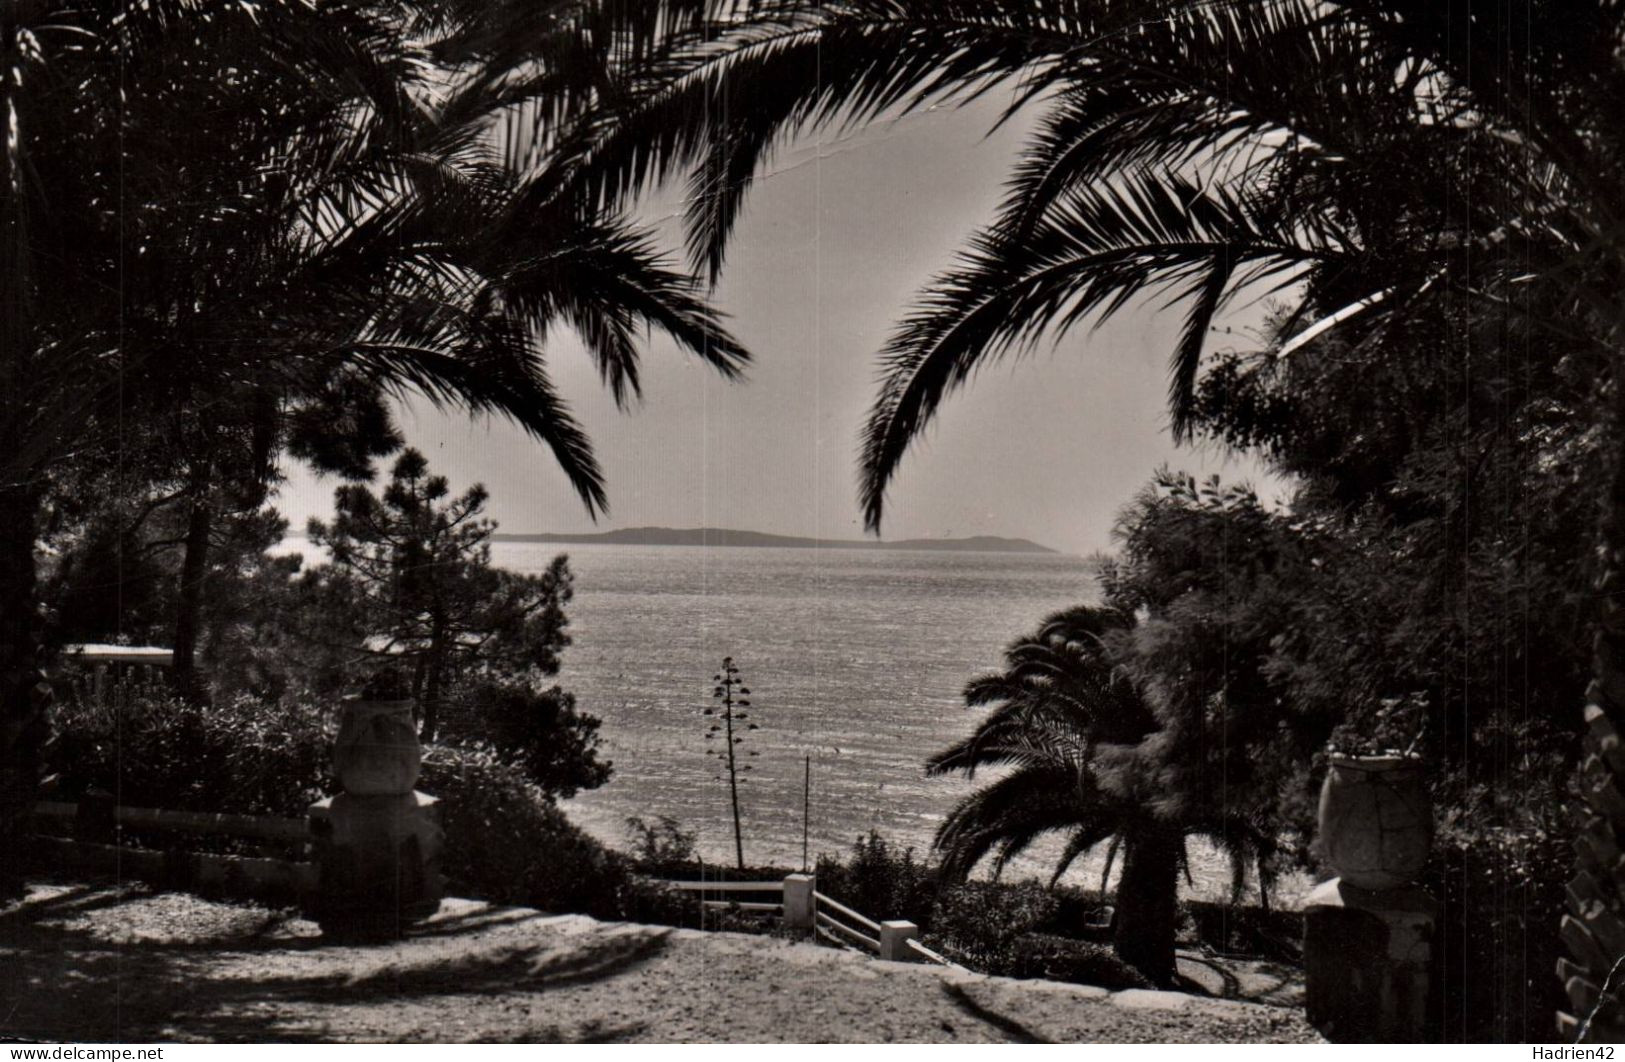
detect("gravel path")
(0, 882), (1319, 1043)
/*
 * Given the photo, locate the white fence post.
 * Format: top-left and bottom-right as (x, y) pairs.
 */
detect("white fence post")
(879, 920), (919, 961)
(783, 873), (814, 931)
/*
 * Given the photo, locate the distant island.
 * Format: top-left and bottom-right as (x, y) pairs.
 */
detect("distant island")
(492, 526), (1058, 554)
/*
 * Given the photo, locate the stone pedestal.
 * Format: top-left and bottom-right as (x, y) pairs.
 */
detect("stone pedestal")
(1304, 877), (1437, 1042)
(306, 791), (443, 937)
(782, 873), (814, 931)
(879, 919), (921, 962)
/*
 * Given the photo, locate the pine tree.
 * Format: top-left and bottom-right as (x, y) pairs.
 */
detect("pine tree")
(306, 448), (572, 741)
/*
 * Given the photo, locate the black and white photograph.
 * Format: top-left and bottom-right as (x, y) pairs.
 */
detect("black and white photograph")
(0, 0), (1616, 1047)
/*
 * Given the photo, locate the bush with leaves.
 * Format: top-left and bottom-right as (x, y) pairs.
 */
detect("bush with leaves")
(814, 831), (938, 929)
(418, 744), (634, 919)
(927, 880), (1061, 973)
(47, 686), (639, 920)
(624, 815), (698, 872)
(439, 679), (611, 799)
(1422, 723), (1572, 1042)
(48, 686), (331, 817)
(1010, 933), (1152, 991)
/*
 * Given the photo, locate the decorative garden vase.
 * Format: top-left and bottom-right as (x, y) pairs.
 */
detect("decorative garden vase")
(333, 697), (421, 796)
(1318, 754), (1431, 891)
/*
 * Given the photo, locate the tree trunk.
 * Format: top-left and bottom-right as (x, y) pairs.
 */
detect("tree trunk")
(1113, 823), (1182, 986)
(170, 481), (214, 700)
(419, 611), (447, 744)
(1563, 397), (1625, 1041)
(0, 485), (48, 899)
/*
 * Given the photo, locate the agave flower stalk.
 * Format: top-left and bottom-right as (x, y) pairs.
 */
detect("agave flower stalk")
(706, 656), (756, 870)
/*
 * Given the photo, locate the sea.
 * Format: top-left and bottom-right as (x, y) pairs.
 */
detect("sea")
(495, 541), (1307, 907)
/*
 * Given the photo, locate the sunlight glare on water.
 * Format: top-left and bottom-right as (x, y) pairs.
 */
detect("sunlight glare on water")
(496, 542), (1306, 907)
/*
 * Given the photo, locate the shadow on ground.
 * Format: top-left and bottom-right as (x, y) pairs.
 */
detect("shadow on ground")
(1174, 950), (1303, 1009)
(940, 983), (1054, 1044)
(0, 883), (669, 1042)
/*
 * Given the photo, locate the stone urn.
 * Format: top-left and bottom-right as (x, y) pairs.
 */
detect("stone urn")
(308, 688), (442, 936)
(1317, 754), (1431, 891)
(333, 697), (421, 796)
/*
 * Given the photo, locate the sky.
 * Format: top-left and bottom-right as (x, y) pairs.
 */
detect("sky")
(279, 93), (1281, 558)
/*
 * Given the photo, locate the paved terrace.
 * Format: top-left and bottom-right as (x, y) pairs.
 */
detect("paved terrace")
(1, 882), (1318, 1043)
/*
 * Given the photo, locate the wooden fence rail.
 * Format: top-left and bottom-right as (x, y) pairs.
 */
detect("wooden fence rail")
(662, 880), (786, 893)
(34, 800), (309, 843)
(904, 937), (956, 967)
(812, 891), (882, 934)
(657, 873), (931, 962)
(811, 889), (926, 962)
(816, 911), (881, 952)
(28, 797), (315, 904)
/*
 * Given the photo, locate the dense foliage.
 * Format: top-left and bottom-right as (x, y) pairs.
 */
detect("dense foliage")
(419, 744), (636, 919)
(1, 0), (752, 893)
(440, 681), (612, 800)
(1180, 301), (1589, 1035)
(925, 599), (1278, 983)
(49, 685), (332, 818)
(300, 448), (580, 740)
(46, 685), (638, 919)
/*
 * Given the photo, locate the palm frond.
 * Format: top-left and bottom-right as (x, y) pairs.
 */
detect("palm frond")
(858, 170), (1329, 530)
(933, 763), (1107, 881)
(489, 214), (750, 406)
(1049, 823), (1116, 888)
(927, 602), (1159, 884)
(541, 0), (1171, 277)
(337, 307), (608, 516)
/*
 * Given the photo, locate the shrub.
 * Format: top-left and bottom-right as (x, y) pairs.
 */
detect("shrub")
(1011, 933), (1153, 990)
(928, 880), (1061, 973)
(50, 687), (642, 924)
(49, 686), (332, 817)
(814, 831), (938, 927)
(441, 679), (611, 799)
(418, 744), (635, 919)
(1429, 813), (1569, 1041)
(619, 881), (696, 928)
(624, 815), (697, 873)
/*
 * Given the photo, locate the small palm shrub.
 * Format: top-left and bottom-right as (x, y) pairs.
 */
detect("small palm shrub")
(929, 600), (1288, 985)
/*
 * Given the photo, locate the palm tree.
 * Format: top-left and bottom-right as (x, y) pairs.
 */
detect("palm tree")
(136, 3), (753, 691)
(555, 0), (1555, 519)
(569, 0), (1625, 1035)
(929, 604), (1279, 984)
(0, 0), (748, 889)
